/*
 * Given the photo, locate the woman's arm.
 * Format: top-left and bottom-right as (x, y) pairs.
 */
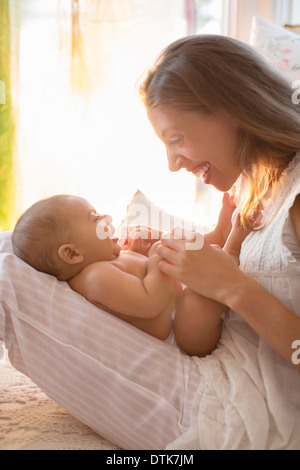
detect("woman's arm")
(157, 238), (300, 370)
(224, 268), (300, 369)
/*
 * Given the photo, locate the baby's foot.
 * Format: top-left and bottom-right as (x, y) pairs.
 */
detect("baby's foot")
(214, 192), (237, 246)
(223, 213), (249, 262)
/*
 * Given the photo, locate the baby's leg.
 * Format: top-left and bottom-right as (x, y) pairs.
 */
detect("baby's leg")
(174, 287), (226, 357)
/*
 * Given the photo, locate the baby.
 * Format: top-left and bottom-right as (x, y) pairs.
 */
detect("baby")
(12, 194), (246, 356)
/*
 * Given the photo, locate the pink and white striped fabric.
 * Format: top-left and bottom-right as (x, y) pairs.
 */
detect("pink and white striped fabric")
(0, 231), (203, 450)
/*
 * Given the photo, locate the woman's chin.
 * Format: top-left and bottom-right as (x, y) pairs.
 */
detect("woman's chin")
(210, 178), (237, 193)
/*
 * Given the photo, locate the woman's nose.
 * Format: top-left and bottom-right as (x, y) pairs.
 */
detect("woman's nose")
(167, 152), (185, 172)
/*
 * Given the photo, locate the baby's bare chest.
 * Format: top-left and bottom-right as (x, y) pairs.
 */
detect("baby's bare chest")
(112, 252), (148, 279)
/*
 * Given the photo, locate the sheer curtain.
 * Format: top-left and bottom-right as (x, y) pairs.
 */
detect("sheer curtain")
(12, 0), (223, 229)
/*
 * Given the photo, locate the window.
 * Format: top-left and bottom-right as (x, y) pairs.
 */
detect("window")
(291, 0), (300, 23)
(186, 0), (223, 35)
(195, 0), (223, 34)
(10, 0), (225, 231)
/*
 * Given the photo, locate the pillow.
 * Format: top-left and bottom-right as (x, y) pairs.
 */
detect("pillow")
(118, 189), (207, 238)
(250, 16), (300, 82)
(0, 222), (198, 449)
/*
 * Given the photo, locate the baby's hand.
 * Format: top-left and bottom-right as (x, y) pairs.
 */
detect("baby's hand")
(128, 228), (152, 256)
(120, 226), (161, 256)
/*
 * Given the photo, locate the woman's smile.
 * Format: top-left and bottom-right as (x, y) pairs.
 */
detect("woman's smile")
(191, 162), (211, 182)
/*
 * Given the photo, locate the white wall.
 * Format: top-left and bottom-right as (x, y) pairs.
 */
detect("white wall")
(225, 0), (299, 43)
(291, 0), (300, 23)
(235, 0), (272, 42)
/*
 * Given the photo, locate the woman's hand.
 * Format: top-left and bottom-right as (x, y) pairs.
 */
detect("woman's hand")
(157, 234), (242, 304)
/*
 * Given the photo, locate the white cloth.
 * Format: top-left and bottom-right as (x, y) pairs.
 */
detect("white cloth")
(168, 153), (300, 450)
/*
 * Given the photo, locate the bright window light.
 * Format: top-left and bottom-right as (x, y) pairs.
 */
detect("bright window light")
(14, 0), (224, 230)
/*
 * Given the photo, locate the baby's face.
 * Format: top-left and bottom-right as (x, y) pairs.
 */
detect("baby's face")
(66, 197), (121, 263)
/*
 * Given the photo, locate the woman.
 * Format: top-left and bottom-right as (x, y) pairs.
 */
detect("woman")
(136, 34), (300, 449)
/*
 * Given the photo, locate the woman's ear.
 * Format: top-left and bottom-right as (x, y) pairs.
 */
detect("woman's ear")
(58, 244), (84, 265)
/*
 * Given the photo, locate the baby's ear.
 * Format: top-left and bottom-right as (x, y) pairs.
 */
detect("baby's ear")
(58, 244), (84, 265)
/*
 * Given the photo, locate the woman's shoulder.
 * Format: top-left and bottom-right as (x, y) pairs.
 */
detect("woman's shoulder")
(285, 151), (300, 173)
(279, 152), (300, 209)
(268, 152), (300, 215)
(290, 193), (300, 243)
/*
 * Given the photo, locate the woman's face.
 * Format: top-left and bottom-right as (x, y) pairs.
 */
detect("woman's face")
(148, 106), (241, 192)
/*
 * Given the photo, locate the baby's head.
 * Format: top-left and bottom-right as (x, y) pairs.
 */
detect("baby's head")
(12, 195), (121, 281)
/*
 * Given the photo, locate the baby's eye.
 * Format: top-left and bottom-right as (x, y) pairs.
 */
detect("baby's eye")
(93, 212), (102, 222)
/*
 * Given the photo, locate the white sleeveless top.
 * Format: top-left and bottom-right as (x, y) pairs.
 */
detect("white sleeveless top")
(169, 153), (300, 450)
(239, 153), (300, 313)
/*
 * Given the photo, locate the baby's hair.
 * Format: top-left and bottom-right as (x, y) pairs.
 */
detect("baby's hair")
(12, 195), (73, 278)
(139, 35), (300, 229)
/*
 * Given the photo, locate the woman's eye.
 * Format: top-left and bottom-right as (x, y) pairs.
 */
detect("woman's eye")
(170, 137), (181, 146)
